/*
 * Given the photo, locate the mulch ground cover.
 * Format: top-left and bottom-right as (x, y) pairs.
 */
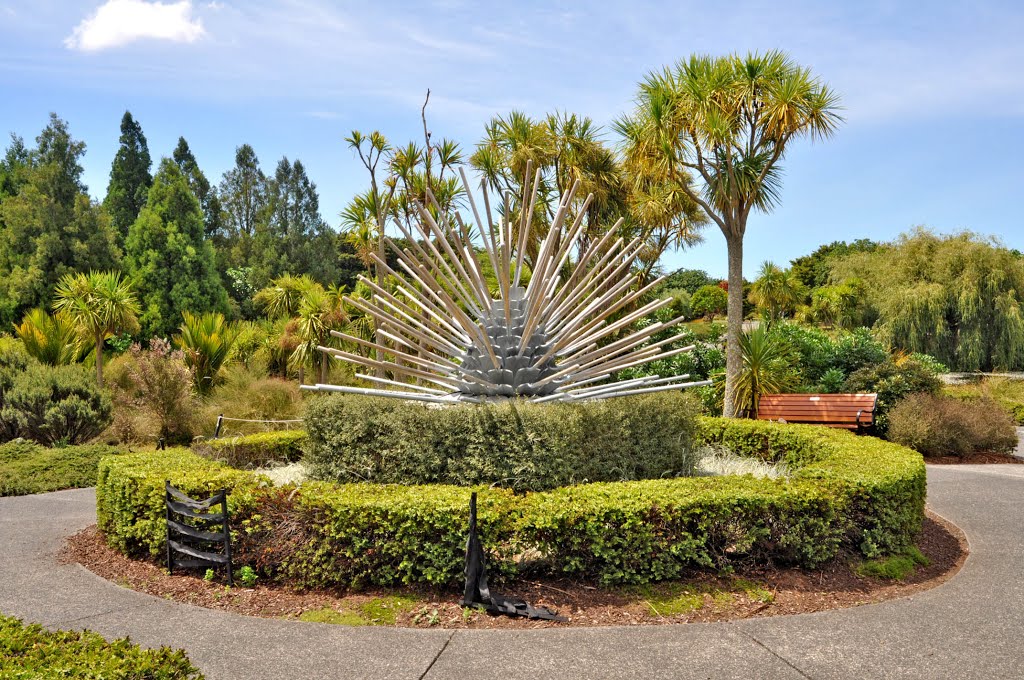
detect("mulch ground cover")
(927, 452), (1024, 464)
(62, 510), (966, 629)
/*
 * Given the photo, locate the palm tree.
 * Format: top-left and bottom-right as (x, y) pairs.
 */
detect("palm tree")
(290, 285), (347, 384)
(13, 309), (83, 365)
(618, 51), (842, 416)
(253, 273), (318, 319)
(749, 261), (805, 323)
(174, 311), (240, 394)
(53, 271), (140, 387)
(716, 324), (800, 417)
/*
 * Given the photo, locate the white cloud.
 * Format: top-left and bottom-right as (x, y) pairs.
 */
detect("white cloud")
(65, 0), (205, 52)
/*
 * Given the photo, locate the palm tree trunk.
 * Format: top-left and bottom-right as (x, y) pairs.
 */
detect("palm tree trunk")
(95, 333), (104, 388)
(723, 232), (744, 418)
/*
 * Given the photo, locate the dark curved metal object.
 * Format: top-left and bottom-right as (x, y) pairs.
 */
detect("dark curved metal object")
(460, 492), (566, 622)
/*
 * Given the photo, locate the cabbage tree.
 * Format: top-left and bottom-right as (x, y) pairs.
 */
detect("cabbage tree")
(619, 51), (842, 416)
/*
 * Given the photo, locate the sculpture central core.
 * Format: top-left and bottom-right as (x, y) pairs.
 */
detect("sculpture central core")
(303, 168), (710, 404)
(460, 286), (559, 398)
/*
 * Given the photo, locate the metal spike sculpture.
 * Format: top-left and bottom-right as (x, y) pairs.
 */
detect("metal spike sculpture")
(303, 165), (711, 403)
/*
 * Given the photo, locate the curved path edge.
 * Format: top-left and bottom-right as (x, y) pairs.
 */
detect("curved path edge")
(2, 465), (1022, 680)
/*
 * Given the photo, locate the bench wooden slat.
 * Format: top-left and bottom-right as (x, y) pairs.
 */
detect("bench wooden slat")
(756, 393), (877, 429)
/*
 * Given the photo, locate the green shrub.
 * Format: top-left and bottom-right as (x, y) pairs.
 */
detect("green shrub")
(0, 440), (120, 496)
(304, 392), (701, 491)
(691, 284), (728, 321)
(96, 448), (263, 557)
(843, 356), (943, 434)
(0, 362), (112, 445)
(0, 614), (203, 679)
(97, 419), (925, 588)
(887, 393), (1017, 458)
(199, 429), (306, 468)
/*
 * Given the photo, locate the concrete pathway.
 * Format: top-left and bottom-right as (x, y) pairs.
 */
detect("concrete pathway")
(2, 466), (1022, 679)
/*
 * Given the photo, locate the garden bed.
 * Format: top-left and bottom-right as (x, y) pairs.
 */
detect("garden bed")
(95, 417), (927, 590)
(64, 511), (965, 628)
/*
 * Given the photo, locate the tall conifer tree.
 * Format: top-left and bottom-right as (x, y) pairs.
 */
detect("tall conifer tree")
(125, 158), (228, 339)
(172, 137), (224, 239)
(0, 115), (119, 327)
(105, 111), (152, 241)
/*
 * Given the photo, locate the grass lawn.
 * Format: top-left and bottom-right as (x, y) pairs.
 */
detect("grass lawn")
(0, 440), (120, 497)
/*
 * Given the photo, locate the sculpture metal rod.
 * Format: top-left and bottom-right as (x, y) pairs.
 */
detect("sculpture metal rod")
(543, 235), (628, 325)
(319, 345), (459, 381)
(321, 347), (463, 387)
(346, 295), (464, 357)
(369, 282), (470, 350)
(301, 383), (460, 404)
(558, 297), (673, 356)
(354, 373), (449, 395)
(565, 374), (693, 399)
(545, 237), (645, 331)
(389, 224), (484, 318)
(460, 166), (497, 271)
(588, 380), (714, 400)
(416, 199), (491, 309)
(543, 224), (624, 320)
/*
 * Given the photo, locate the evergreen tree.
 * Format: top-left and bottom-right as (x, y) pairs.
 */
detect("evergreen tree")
(125, 158), (229, 339)
(219, 144), (266, 241)
(258, 157), (338, 284)
(0, 115), (119, 328)
(104, 112), (152, 241)
(172, 137), (224, 239)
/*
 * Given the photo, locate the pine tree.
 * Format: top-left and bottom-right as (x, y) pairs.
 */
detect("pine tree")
(104, 111), (152, 241)
(125, 158), (229, 339)
(0, 115), (119, 328)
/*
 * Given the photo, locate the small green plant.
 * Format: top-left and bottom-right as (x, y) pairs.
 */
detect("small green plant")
(856, 547), (930, 580)
(203, 569), (215, 583)
(237, 566), (258, 588)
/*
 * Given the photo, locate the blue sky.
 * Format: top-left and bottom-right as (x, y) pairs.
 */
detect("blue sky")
(2, 0), (1022, 278)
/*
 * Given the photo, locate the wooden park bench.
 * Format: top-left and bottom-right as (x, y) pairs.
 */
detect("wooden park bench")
(756, 393), (878, 430)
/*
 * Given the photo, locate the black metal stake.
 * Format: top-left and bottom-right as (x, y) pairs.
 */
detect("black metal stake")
(460, 491), (565, 622)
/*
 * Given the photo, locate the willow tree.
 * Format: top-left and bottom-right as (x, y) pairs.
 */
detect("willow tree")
(833, 229), (1024, 371)
(618, 52), (842, 416)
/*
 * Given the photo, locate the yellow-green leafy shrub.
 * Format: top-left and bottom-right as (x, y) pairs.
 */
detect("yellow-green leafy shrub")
(0, 615), (203, 679)
(199, 429), (306, 468)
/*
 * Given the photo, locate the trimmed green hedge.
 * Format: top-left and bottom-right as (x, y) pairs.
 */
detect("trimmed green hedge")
(198, 430), (307, 469)
(97, 418), (925, 588)
(0, 441), (120, 496)
(0, 614), (203, 679)
(97, 448), (263, 557)
(304, 393), (701, 491)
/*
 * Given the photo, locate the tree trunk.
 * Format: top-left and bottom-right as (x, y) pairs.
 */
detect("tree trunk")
(319, 351), (328, 385)
(95, 334), (104, 388)
(723, 232), (744, 418)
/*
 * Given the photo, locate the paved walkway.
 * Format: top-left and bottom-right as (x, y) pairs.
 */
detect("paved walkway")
(2, 465), (1023, 679)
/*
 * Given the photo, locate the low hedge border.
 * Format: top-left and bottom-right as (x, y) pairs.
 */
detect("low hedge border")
(0, 614), (203, 679)
(196, 430), (307, 469)
(96, 418), (925, 588)
(1, 441), (121, 497)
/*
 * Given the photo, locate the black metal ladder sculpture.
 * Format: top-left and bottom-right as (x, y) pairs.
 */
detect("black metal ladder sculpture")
(460, 492), (565, 622)
(165, 482), (234, 586)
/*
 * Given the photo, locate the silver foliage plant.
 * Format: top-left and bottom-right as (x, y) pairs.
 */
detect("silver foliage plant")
(305, 167), (709, 403)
